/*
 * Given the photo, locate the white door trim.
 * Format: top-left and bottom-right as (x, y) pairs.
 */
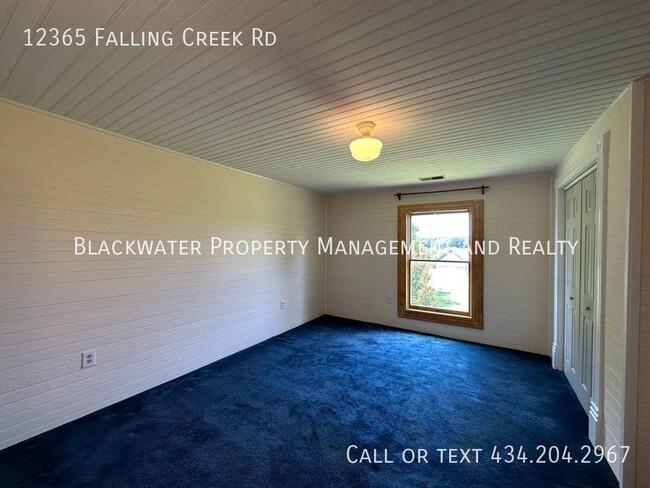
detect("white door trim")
(620, 77), (645, 488)
(552, 148), (605, 448)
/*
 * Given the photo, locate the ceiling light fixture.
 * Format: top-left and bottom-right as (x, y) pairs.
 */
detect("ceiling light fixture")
(349, 121), (382, 162)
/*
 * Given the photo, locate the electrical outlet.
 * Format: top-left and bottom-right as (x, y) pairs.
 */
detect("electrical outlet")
(279, 300), (286, 310)
(386, 295), (393, 304)
(81, 349), (96, 369)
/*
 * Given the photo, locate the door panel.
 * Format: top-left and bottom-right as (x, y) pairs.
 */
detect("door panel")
(564, 183), (581, 373)
(580, 172), (596, 399)
(564, 172), (596, 413)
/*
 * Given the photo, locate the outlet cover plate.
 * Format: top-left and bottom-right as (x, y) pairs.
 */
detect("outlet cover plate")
(81, 349), (96, 369)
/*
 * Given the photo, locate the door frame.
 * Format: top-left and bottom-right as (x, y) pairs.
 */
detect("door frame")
(552, 139), (607, 447)
(620, 77), (645, 488)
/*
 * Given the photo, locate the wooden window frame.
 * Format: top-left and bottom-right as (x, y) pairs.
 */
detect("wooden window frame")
(397, 200), (484, 329)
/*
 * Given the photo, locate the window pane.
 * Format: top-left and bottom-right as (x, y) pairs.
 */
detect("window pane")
(410, 212), (469, 261)
(410, 261), (469, 312)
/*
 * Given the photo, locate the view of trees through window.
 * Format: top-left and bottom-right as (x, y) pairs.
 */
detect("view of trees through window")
(409, 212), (470, 312)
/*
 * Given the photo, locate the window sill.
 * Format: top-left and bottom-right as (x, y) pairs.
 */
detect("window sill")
(398, 307), (483, 329)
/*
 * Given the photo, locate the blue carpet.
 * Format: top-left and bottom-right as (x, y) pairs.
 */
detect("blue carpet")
(0, 315), (618, 487)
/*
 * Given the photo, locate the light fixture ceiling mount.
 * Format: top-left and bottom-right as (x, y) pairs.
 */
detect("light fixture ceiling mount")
(349, 121), (382, 162)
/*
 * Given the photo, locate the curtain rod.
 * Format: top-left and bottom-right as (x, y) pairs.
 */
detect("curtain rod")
(394, 185), (489, 201)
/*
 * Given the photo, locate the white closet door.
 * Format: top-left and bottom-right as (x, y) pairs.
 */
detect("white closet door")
(579, 172), (597, 401)
(564, 172), (596, 412)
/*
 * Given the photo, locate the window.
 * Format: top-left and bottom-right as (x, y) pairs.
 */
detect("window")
(397, 200), (484, 328)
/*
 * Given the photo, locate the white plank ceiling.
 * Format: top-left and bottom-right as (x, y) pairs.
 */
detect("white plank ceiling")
(1, 0), (649, 193)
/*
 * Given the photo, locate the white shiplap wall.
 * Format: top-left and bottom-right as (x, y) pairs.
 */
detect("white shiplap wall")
(637, 78), (650, 488)
(0, 99), (326, 450)
(554, 88), (632, 483)
(325, 174), (553, 355)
